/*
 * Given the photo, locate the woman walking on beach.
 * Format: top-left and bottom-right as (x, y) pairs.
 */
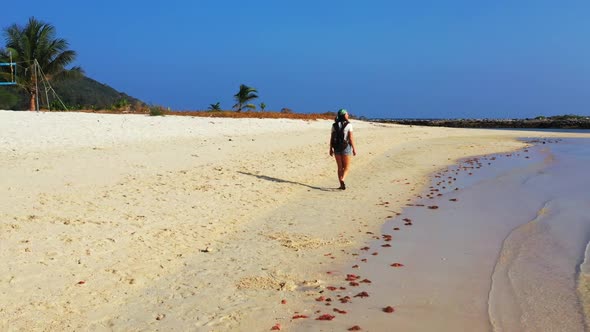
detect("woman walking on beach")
(329, 109), (357, 190)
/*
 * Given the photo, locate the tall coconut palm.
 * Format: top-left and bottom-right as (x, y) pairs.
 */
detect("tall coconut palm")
(1, 17), (83, 110)
(233, 84), (258, 112)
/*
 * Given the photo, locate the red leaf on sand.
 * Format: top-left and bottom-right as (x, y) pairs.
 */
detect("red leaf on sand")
(271, 323), (281, 330)
(333, 308), (347, 314)
(77, 281), (85, 285)
(391, 263), (404, 267)
(360, 246), (370, 251)
(349, 282), (360, 287)
(316, 314), (336, 320)
(403, 218), (412, 222)
(360, 278), (372, 283)
(281, 299), (287, 304)
(352, 264), (359, 269)
(316, 296), (326, 302)
(449, 198), (458, 202)
(348, 325), (362, 331)
(292, 314), (308, 319)
(361, 258), (367, 262)
(393, 227), (400, 231)
(383, 306), (395, 313)
(381, 244), (391, 247)
(340, 296), (351, 303)
(428, 205), (439, 209)
(354, 291), (369, 298)
(345, 274), (359, 281)
(371, 252), (378, 256)
(326, 286), (337, 291)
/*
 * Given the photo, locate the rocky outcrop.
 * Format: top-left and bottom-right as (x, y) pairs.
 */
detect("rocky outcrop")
(376, 117), (590, 129)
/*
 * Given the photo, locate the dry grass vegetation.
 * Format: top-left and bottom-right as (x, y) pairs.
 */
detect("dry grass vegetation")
(72, 109), (337, 120)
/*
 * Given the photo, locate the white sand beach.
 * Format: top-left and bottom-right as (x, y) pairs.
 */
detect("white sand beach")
(1, 110), (588, 331)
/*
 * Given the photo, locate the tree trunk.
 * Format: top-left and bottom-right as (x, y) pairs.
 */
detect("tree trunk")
(29, 92), (36, 111)
(30, 68), (37, 111)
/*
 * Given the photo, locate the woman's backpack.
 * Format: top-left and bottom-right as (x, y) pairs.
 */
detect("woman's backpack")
(331, 121), (349, 152)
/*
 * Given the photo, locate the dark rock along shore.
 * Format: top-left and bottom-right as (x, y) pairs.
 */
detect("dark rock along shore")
(374, 116), (590, 129)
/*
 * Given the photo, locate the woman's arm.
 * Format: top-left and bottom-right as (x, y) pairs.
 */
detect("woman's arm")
(349, 131), (357, 156)
(329, 131), (335, 156)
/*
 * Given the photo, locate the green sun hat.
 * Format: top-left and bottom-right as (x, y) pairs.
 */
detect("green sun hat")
(338, 109), (348, 116)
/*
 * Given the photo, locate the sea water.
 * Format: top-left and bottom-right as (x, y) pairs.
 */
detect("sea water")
(296, 137), (590, 331)
(488, 138), (590, 332)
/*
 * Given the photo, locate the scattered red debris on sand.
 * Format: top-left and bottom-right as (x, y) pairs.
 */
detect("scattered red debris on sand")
(428, 205), (439, 209)
(348, 326), (362, 331)
(326, 286), (338, 291)
(383, 306), (395, 313)
(270, 323), (281, 330)
(352, 264), (359, 269)
(292, 314), (308, 319)
(371, 252), (378, 256)
(391, 263), (404, 267)
(315, 296), (326, 302)
(354, 291), (369, 298)
(449, 198), (458, 201)
(345, 274), (360, 281)
(349, 281), (360, 287)
(340, 296), (351, 303)
(360, 278), (372, 283)
(381, 244), (392, 247)
(77, 281), (85, 285)
(361, 258), (367, 262)
(393, 227), (400, 231)
(360, 246), (370, 251)
(281, 299), (286, 304)
(316, 314), (335, 321)
(333, 308), (347, 314)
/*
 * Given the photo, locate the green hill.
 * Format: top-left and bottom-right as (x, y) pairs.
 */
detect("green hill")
(0, 76), (144, 110)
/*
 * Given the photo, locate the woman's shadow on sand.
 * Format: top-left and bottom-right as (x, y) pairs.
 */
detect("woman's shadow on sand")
(237, 171), (339, 192)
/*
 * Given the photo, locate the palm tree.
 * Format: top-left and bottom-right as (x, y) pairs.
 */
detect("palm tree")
(208, 102), (221, 111)
(1, 17), (83, 110)
(233, 84), (258, 112)
(260, 102), (266, 112)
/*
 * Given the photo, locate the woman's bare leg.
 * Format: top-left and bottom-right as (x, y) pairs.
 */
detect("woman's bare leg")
(340, 155), (351, 181)
(335, 154), (352, 189)
(335, 155), (345, 188)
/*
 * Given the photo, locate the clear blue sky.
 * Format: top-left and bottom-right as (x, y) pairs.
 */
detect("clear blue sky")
(2, 1), (589, 118)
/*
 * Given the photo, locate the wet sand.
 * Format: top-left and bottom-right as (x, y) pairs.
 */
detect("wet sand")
(293, 138), (590, 332)
(1, 111), (589, 331)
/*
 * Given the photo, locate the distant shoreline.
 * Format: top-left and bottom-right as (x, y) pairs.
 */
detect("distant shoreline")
(372, 117), (590, 129)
